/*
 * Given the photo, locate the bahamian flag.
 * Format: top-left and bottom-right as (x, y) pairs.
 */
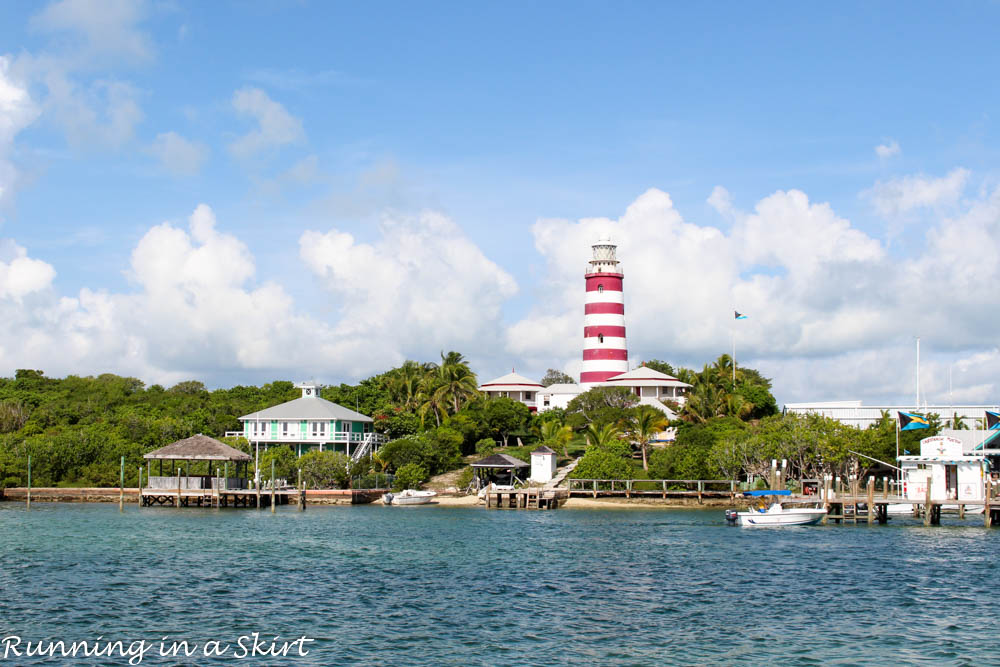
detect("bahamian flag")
(735, 311), (747, 320)
(987, 410), (1000, 431)
(898, 411), (930, 431)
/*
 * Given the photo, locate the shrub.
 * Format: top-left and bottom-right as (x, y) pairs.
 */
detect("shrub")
(259, 445), (296, 481)
(455, 466), (474, 491)
(298, 450), (351, 489)
(475, 438), (496, 456)
(571, 447), (633, 480)
(393, 462), (428, 491)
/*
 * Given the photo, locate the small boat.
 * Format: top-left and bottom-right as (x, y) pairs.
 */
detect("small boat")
(725, 490), (827, 527)
(382, 489), (437, 506)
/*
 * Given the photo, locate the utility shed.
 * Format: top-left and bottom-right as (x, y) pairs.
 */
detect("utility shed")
(530, 446), (557, 483)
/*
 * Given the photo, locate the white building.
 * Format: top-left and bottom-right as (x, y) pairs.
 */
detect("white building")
(530, 445), (558, 483)
(785, 401), (1000, 430)
(233, 382), (386, 459)
(478, 372), (544, 412)
(899, 435), (987, 502)
(536, 383), (585, 411)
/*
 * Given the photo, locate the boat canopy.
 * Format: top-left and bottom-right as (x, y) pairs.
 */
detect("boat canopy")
(744, 489), (791, 497)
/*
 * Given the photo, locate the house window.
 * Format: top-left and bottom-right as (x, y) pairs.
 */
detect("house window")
(311, 421), (327, 437)
(598, 334), (604, 343)
(598, 284), (604, 293)
(544, 397), (550, 407)
(282, 421), (289, 436)
(256, 421), (266, 437)
(524, 392), (533, 400)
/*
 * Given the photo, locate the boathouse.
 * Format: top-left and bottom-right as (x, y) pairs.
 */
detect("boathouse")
(471, 453), (530, 486)
(143, 434), (251, 505)
(233, 382), (386, 458)
(898, 435), (987, 503)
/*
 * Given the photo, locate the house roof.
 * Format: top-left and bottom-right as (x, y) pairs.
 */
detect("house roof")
(144, 435), (252, 462)
(603, 366), (692, 387)
(532, 445), (556, 455)
(479, 371), (544, 392)
(240, 396), (373, 422)
(471, 453), (531, 468)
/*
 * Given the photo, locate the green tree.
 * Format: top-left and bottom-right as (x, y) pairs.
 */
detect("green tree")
(540, 369), (575, 386)
(627, 406), (669, 471)
(298, 450), (351, 489)
(565, 386), (638, 429)
(393, 462), (428, 491)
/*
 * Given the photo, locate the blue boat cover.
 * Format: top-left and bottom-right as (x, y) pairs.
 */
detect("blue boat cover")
(744, 489), (791, 496)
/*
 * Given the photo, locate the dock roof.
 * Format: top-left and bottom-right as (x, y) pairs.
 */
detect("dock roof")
(144, 435), (252, 462)
(471, 453), (530, 468)
(240, 395), (373, 422)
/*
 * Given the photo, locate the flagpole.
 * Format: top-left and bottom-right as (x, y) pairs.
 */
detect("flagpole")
(895, 416), (900, 493)
(732, 327), (736, 388)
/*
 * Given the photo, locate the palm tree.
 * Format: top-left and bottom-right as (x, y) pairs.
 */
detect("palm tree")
(433, 373), (480, 414)
(540, 420), (574, 458)
(630, 406), (669, 471)
(585, 422), (621, 449)
(953, 413), (968, 430)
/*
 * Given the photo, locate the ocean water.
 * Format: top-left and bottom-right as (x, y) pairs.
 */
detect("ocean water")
(0, 502), (995, 666)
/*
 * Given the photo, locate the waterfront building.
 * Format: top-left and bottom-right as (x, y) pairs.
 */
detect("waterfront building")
(233, 382), (386, 458)
(477, 371), (544, 412)
(581, 234), (629, 386)
(898, 435), (987, 502)
(530, 445), (558, 483)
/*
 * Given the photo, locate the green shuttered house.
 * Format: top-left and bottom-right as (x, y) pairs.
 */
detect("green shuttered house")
(235, 383), (386, 459)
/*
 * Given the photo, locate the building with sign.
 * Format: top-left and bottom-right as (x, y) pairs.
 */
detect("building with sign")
(898, 435), (987, 503)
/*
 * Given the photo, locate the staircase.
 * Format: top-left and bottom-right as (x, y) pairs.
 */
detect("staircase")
(351, 433), (377, 461)
(545, 457), (582, 489)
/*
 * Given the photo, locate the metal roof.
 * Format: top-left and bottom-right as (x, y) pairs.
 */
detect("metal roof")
(479, 371), (544, 391)
(471, 453), (530, 468)
(240, 396), (373, 422)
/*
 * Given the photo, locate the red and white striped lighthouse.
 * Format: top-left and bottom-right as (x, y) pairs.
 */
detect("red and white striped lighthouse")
(580, 234), (628, 386)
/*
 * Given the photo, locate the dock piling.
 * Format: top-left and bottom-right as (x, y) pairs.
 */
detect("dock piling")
(26, 454), (31, 510)
(119, 455), (124, 513)
(270, 459), (276, 514)
(176, 468), (181, 507)
(867, 478), (874, 524)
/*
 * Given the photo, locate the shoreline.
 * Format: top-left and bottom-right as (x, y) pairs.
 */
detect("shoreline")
(2, 487), (735, 509)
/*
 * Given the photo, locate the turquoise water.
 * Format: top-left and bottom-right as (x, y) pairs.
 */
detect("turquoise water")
(0, 503), (996, 665)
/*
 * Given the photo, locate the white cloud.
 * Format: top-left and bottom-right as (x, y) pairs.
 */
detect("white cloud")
(875, 139), (900, 160)
(0, 240), (56, 301)
(300, 210), (518, 373)
(507, 179), (1000, 403)
(30, 0), (152, 64)
(149, 131), (208, 175)
(864, 168), (969, 217)
(0, 57), (40, 210)
(229, 87), (304, 158)
(41, 75), (143, 148)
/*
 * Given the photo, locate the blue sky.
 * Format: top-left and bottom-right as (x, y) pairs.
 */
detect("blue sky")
(1, 1), (999, 405)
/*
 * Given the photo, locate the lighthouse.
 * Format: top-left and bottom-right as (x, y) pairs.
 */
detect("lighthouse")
(580, 234), (628, 386)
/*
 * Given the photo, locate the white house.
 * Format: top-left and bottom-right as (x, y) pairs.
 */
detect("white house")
(233, 382), (386, 459)
(898, 435), (987, 503)
(601, 366), (691, 412)
(478, 372), (544, 412)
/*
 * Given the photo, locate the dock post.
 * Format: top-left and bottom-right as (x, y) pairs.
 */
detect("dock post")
(924, 479), (933, 526)
(822, 474), (829, 525)
(697, 480), (703, 504)
(959, 502), (965, 520)
(270, 459), (276, 514)
(139, 465), (143, 506)
(867, 478), (875, 524)
(176, 468), (181, 507)
(215, 467), (220, 508)
(26, 454), (31, 510)
(298, 468), (304, 511)
(626, 480), (631, 499)
(662, 480), (667, 500)
(593, 480), (597, 499)
(883, 476), (889, 500)
(986, 482), (993, 528)
(119, 455), (124, 513)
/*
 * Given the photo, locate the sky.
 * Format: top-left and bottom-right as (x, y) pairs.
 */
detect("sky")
(0, 0), (999, 406)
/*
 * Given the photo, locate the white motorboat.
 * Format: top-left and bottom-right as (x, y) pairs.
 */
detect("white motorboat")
(725, 490), (827, 527)
(382, 489), (437, 506)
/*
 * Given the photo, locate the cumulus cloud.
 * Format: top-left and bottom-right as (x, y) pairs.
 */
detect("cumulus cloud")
(0, 57), (40, 210)
(148, 131), (208, 175)
(300, 210), (518, 372)
(0, 240), (56, 301)
(864, 168), (969, 217)
(30, 0), (152, 64)
(229, 87), (304, 158)
(507, 179), (1000, 403)
(875, 139), (900, 160)
(42, 76), (143, 148)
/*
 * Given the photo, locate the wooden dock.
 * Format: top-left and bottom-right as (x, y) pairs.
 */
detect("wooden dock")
(567, 478), (737, 502)
(484, 487), (568, 510)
